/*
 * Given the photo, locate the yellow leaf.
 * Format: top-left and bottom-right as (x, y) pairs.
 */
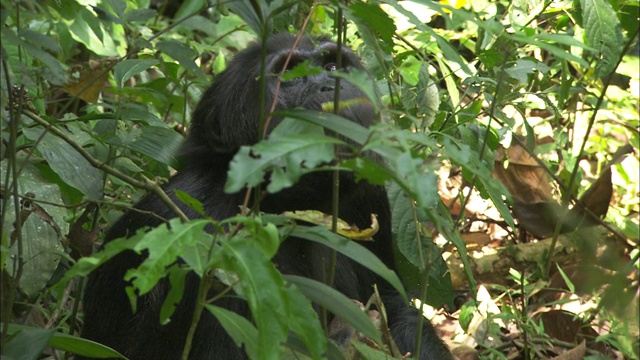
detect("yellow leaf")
(283, 210), (379, 241)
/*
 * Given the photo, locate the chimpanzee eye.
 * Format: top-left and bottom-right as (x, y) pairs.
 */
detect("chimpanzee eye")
(325, 62), (338, 72)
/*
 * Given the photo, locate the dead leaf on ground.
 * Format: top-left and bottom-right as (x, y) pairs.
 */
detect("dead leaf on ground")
(576, 166), (613, 219)
(494, 143), (553, 204)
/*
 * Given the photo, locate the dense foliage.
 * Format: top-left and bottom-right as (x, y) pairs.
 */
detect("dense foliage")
(1, 0), (638, 359)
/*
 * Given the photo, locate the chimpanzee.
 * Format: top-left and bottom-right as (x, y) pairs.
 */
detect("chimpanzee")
(80, 34), (454, 359)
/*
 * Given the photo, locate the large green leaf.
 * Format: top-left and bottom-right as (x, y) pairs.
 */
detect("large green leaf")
(36, 132), (104, 201)
(156, 40), (205, 77)
(114, 59), (159, 88)
(348, 2), (396, 52)
(123, 219), (210, 296)
(205, 305), (259, 359)
(66, 8), (122, 57)
(214, 237), (321, 359)
(159, 265), (187, 324)
(1, 28), (67, 85)
(50, 335), (126, 359)
(387, 183), (453, 308)
(286, 226), (406, 300)
(580, 0), (624, 76)
(226, 127), (339, 194)
(5, 323), (127, 359)
(392, 151), (439, 210)
(508, 34), (590, 68)
(2, 160), (68, 297)
(3, 326), (54, 360)
(276, 109), (371, 145)
(174, 0), (207, 19)
(107, 126), (183, 167)
(227, 1), (268, 35)
(285, 275), (382, 345)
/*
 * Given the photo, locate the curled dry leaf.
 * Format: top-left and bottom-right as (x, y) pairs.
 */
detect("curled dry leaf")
(283, 210), (379, 241)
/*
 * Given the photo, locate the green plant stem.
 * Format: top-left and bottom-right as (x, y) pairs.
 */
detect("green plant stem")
(413, 270), (428, 359)
(453, 64), (506, 230)
(1, 59), (24, 353)
(412, 200), (426, 357)
(327, 1), (344, 291)
(181, 271), (215, 360)
(520, 266), (529, 360)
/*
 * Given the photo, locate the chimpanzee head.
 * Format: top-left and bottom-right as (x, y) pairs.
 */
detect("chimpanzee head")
(183, 34), (376, 157)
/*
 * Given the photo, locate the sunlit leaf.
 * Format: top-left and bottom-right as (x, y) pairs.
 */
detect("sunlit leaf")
(580, 0), (624, 76)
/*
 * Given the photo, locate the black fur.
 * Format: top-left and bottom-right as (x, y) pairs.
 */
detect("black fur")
(80, 34), (453, 360)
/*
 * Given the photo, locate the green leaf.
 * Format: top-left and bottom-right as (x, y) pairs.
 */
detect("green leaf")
(284, 334), (346, 360)
(285, 275), (382, 344)
(555, 263), (576, 293)
(123, 8), (156, 23)
(416, 66), (440, 128)
(536, 32), (595, 50)
(430, 201), (477, 295)
(156, 40), (205, 77)
(67, 8), (120, 57)
(174, 0), (207, 19)
(124, 219), (210, 295)
(352, 341), (395, 359)
(104, 0), (126, 19)
(580, 0), (624, 76)
(281, 282), (327, 359)
(108, 126), (183, 167)
(57, 230), (143, 287)
(174, 189), (206, 217)
(219, 216), (281, 259)
(349, 2), (396, 52)
(32, 130), (103, 201)
(129, 126), (182, 166)
(457, 301), (477, 331)
(205, 305), (259, 360)
(8, 323), (125, 359)
(160, 265), (187, 324)
(287, 226), (406, 300)
(340, 157), (392, 185)
(508, 34), (590, 69)
(225, 130), (339, 194)
(1, 160), (68, 298)
(388, 183), (453, 308)
(505, 59), (550, 83)
(275, 109), (371, 145)
(19, 29), (62, 53)
(440, 135), (515, 230)
(393, 151), (439, 210)
(49, 332), (127, 359)
(227, 1), (266, 35)
(331, 69), (382, 112)
(3, 326), (53, 360)
(398, 56), (422, 86)
(280, 61), (322, 80)
(215, 239), (289, 359)
(114, 59), (159, 88)
(16, 37), (67, 85)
